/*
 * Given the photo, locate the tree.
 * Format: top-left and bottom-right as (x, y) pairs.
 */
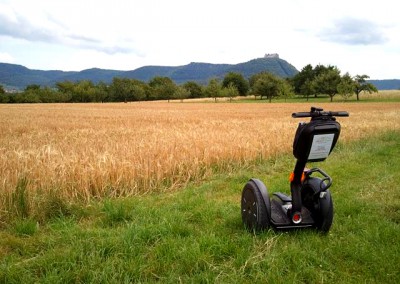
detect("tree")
(109, 78), (128, 102)
(149, 76), (177, 102)
(222, 83), (239, 102)
(280, 79), (295, 102)
(338, 73), (355, 101)
(131, 81), (146, 102)
(183, 81), (203, 98)
(291, 64), (338, 99)
(222, 72), (249, 96)
(143, 84), (155, 101)
(38, 87), (61, 103)
(22, 84), (42, 103)
(96, 81), (109, 102)
(56, 81), (75, 95)
(249, 72), (267, 100)
(313, 67), (341, 102)
(205, 78), (222, 102)
(353, 75), (377, 101)
(291, 64), (314, 95)
(73, 80), (97, 102)
(174, 86), (190, 102)
(313, 64), (334, 77)
(0, 85), (9, 103)
(109, 78), (145, 102)
(300, 79), (315, 101)
(251, 72), (282, 102)
(15, 91), (41, 103)
(25, 84), (41, 92)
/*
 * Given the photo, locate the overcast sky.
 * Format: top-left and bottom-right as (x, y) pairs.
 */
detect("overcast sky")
(0, 0), (398, 79)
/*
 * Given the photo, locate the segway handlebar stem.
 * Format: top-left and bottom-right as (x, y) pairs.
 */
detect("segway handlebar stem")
(292, 107), (349, 119)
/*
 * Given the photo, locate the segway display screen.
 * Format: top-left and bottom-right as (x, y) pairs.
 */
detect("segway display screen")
(308, 134), (335, 160)
(293, 121), (341, 162)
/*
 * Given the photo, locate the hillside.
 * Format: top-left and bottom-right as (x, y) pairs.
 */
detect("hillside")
(0, 57), (298, 89)
(368, 79), (400, 90)
(2, 59), (398, 91)
(0, 63), (70, 88)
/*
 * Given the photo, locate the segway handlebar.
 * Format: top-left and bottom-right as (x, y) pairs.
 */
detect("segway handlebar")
(292, 107), (349, 118)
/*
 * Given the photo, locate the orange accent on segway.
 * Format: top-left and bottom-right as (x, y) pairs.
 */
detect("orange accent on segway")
(289, 172), (306, 182)
(289, 172), (294, 182)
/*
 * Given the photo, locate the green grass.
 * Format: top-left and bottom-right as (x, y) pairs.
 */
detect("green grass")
(1, 131), (399, 283)
(232, 90), (400, 103)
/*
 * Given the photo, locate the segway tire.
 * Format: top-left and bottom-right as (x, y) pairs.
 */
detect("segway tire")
(241, 179), (271, 231)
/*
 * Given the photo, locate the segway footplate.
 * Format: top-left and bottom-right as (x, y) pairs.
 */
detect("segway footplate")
(270, 197), (315, 229)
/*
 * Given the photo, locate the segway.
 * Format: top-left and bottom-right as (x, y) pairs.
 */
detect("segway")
(241, 107), (349, 233)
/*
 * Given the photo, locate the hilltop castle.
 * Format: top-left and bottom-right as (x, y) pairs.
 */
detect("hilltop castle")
(264, 53), (279, 58)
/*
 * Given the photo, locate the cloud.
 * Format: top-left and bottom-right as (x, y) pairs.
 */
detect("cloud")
(0, 12), (54, 43)
(318, 17), (388, 45)
(0, 9), (137, 55)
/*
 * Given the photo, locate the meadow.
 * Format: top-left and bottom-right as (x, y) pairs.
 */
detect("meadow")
(1, 96), (400, 220)
(0, 93), (400, 282)
(0, 117), (399, 282)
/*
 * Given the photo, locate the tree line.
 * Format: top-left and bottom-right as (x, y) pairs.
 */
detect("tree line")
(0, 64), (377, 103)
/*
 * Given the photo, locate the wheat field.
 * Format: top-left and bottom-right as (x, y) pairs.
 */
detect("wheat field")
(1, 102), (399, 212)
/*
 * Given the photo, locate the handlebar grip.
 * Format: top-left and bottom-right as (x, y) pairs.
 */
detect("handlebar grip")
(330, 111), (349, 117)
(292, 112), (311, 118)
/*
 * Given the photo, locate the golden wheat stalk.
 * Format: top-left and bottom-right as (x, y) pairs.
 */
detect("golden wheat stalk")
(0, 101), (399, 212)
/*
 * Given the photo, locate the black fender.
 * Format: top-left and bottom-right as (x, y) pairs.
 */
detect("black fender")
(249, 178), (271, 219)
(302, 177), (334, 232)
(302, 177), (326, 194)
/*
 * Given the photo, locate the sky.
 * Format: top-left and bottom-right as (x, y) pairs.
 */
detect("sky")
(0, 0), (399, 79)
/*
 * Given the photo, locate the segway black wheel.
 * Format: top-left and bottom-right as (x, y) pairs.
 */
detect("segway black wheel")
(241, 179), (271, 231)
(302, 178), (333, 233)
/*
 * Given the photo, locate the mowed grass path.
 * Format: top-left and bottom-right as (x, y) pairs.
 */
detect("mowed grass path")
(1, 130), (399, 283)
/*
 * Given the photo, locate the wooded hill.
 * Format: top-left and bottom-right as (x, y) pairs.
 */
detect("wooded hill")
(368, 79), (400, 90)
(0, 57), (298, 89)
(2, 58), (398, 91)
